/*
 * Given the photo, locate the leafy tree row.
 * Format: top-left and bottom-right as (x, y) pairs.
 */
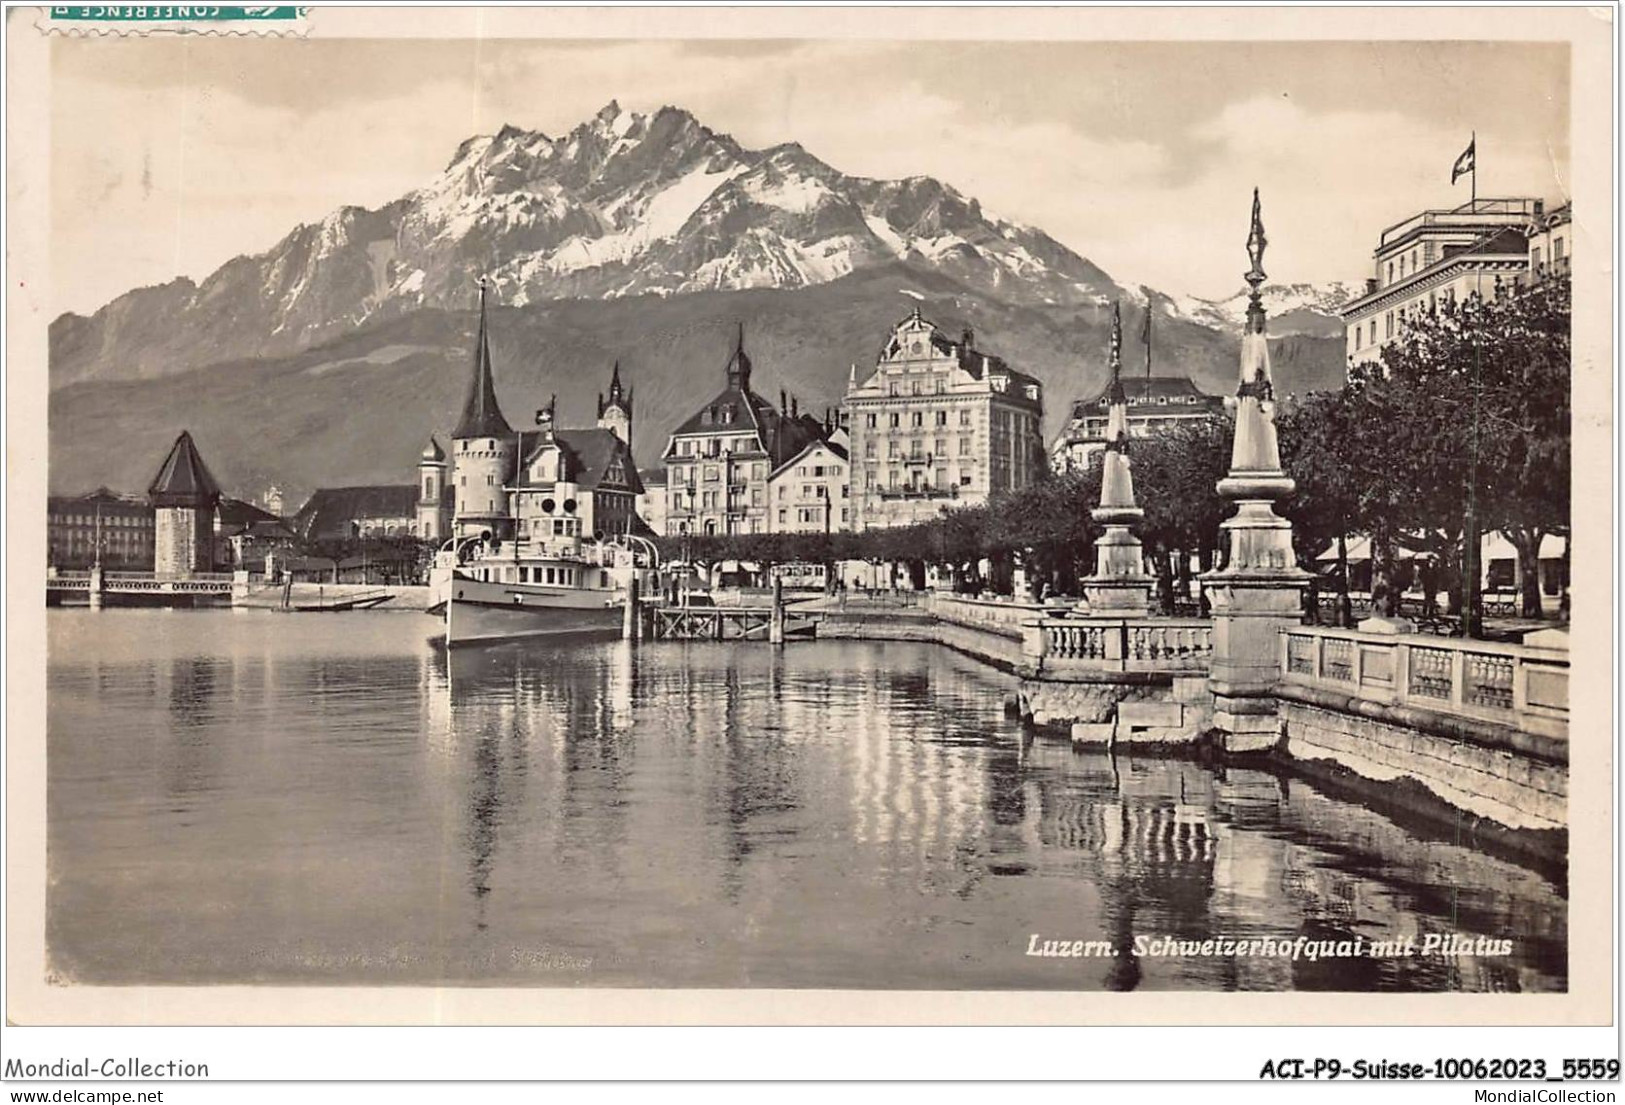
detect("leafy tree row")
(632, 278), (1571, 635)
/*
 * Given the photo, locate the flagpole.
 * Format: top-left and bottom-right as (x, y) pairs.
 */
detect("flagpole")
(1470, 130), (1477, 212)
(1144, 308), (1152, 400)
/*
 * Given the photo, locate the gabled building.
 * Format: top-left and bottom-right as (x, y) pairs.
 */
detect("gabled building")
(216, 497), (296, 572)
(428, 283), (645, 546)
(511, 425), (646, 552)
(1051, 375), (1226, 472)
(661, 326), (822, 537)
(293, 485), (422, 542)
(768, 437), (852, 534)
(844, 309), (1045, 530)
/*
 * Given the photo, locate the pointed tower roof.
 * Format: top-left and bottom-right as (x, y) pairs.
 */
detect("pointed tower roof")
(725, 322), (752, 391)
(148, 430), (222, 508)
(453, 279), (514, 439)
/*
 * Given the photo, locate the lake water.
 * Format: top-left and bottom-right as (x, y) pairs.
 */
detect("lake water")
(47, 609), (1566, 991)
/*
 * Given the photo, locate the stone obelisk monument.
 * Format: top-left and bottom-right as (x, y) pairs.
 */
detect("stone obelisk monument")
(1202, 189), (1310, 752)
(1081, 302), (1153, 617)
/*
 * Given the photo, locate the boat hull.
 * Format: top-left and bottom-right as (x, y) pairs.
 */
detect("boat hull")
(440, 575), (622, 647)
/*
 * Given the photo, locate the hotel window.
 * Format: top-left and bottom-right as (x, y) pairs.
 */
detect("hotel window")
(959, 437), (973, 455)
(1554, 237), (1565, 260)
(889, 413), (901, 428)
(1387, 262), (1394, 284)
(866, 413), (877, 428)
(912, 412), (923, 428)
(935, 438), (947, 454)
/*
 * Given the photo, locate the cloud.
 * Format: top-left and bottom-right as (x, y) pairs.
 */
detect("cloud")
(49, 40), (1570, 315)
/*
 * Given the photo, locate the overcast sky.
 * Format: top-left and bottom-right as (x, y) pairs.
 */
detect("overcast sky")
(50, 37), (1570, 317)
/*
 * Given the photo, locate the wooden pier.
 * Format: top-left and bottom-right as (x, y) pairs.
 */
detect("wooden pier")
(647, 605), (819, 641)
(640, 579), (819, 642)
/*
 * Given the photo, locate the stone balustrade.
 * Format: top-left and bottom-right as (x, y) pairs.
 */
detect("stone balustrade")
(1022, 614), (1214, 678)
(1279, 626), (1568, 741)
(925, 593), (1056, 640)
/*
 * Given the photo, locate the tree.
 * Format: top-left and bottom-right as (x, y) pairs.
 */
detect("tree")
(1374, 278), (1571, 623)
(1130, 414), (1232, 611)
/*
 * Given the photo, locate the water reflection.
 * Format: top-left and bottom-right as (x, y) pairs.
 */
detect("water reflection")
(47, 611), (1566, 990)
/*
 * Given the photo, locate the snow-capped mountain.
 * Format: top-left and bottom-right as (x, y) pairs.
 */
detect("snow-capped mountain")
(1168, 281), (1361, 338)
(51, 102), (1122, 387)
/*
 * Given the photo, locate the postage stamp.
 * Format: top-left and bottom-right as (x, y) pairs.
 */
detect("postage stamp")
(36, 4), (310, 36)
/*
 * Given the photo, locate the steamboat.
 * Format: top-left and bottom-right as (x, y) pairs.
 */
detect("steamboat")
(427, 530), (657, 647)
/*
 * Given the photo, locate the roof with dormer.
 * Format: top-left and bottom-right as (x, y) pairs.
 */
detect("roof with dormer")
(148, 431), (222, 508)
(517, 428), (645, 495)
(877, 309), (1017, 379)
(1068, 375), (1224, 421)
(768, 436), (851, 482)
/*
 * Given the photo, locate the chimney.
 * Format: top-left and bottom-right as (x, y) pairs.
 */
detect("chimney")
(780, 388), (787, 413)
(961, 327), (975, 350)
(1365, 277), (1378, 295)
(791, 395), (798, 419)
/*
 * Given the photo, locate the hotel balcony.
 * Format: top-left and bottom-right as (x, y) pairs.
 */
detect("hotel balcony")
(877, 486), (958, 502)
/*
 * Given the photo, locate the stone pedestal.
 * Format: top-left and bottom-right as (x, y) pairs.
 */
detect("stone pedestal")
(88, 564), (104, 611)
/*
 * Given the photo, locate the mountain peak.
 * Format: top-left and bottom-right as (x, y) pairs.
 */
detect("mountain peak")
(53, 100), (1141, 386)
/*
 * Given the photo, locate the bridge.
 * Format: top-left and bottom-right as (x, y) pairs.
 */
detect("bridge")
(46, 569), (235, 607)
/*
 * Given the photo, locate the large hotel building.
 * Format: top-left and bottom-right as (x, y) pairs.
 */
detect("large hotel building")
(843, 309), (1046, 531)
(1338, 197), (1570, 369)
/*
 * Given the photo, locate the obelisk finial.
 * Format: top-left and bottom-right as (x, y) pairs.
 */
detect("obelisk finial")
(1244, 187), (1268, 335)
(1105, 301), (1127, 409)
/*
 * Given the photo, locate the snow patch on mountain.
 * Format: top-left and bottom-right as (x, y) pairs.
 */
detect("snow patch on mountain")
(1170, 281), (1361, 334)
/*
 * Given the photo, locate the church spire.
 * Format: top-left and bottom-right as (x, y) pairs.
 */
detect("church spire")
(597, 359), (633, 443)
(725, 321), (752, 391)
(453, 278), (514, 439)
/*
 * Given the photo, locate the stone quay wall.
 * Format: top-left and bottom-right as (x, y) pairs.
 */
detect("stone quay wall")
(1277, 686), (1566, 833)
(814, 596), (1566, 836)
